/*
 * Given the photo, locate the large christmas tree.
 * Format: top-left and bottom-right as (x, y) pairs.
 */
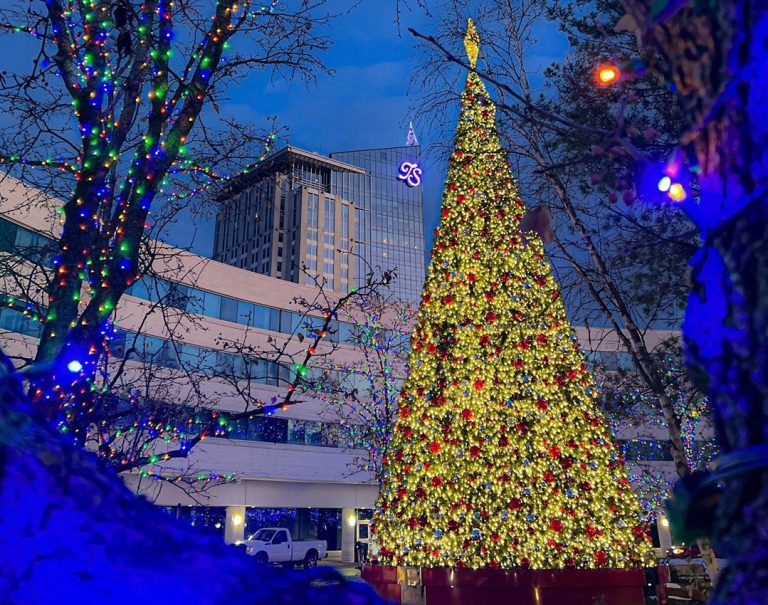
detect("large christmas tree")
(371, 21), (651, 570)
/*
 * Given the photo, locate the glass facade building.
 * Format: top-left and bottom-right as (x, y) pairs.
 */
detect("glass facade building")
(330, 145), (426, 302)
(214, 144), (427, 302)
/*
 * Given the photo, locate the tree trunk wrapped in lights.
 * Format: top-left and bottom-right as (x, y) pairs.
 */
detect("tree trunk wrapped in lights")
(371, 20), (652, 571)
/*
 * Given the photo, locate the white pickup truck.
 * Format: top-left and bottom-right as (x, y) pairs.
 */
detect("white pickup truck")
(242, 528), (327, 568)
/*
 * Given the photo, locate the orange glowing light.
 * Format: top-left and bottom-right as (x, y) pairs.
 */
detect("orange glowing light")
(596, 65), (620, 85)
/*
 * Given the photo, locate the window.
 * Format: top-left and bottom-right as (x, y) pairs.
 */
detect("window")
(0, 307), (43, 338)
(158, 342), (180, 369)
(219, 297), (239, 323)
(288, 419), (307, 445)
(307, 193), (319, 228)
(324, 197), (335, 231)
(0, 218), (18, 252)
(341, 204), (350, 238)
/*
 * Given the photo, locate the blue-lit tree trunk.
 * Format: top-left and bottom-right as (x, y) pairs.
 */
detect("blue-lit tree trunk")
(621, 1), (768, 602)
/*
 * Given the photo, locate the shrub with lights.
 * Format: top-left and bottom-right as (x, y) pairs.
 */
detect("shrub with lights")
(371, 21), (652, 571)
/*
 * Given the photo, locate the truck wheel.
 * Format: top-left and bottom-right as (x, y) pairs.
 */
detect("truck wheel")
(303, 550), (318, 569)
(254, 552), (268, 564)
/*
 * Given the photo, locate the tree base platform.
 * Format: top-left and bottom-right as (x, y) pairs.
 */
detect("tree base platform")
(361, 564), (646, 605)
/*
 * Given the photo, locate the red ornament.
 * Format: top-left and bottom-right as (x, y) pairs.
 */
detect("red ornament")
(473, 379), (485, 391)
(469, 445), (481, 458)
(550, 519), (563, 533)
(485, 311), (497, 323)
(549, 445), (561, 458)
(443, 294), (455, 305)
(461, 408), (473, 421)
(508, 498), (522, 510)
(467, 272), (476, 282)
(594, 550), (609, 566)
(536, 399), (549, 411)
(429, 442), (441, 454)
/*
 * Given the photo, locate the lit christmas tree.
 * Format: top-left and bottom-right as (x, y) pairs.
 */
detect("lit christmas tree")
(371, 20), (652, 570)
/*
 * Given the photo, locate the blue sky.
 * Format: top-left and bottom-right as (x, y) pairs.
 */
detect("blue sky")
(170, 1), (569, 258)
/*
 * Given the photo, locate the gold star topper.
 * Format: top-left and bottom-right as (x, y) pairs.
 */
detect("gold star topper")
(464, 18), (480, 69)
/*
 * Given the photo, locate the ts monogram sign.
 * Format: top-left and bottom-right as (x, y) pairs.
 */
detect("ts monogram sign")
(397, 161), (422, 187)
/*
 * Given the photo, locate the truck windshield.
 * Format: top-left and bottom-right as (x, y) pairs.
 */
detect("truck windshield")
(249, 529), (276, 542)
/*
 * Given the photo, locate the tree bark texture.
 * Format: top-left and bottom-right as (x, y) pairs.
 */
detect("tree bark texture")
(620, 1), (768, 602)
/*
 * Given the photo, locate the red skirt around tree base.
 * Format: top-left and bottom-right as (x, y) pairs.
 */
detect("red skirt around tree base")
(361, 565), (646, 605)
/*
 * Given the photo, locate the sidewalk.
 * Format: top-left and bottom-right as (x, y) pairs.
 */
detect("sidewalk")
(320, 552), (362, 578)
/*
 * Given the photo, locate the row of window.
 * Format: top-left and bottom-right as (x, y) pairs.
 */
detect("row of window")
(111, 329), (373, 392)
(125, 275), (358, 345)
(0, 217), (55, 262)
(2, 303), (715, 462)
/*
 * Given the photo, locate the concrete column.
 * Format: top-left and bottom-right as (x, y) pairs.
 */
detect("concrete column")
(657, 516), (673, 550)
(225, 505), (246, 544)
(341, 507), (356, 563)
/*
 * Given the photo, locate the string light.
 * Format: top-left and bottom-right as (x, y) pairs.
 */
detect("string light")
(596, 64), (620, 85)
(15, 0), (281, 443)
(667, 183), (686, 202)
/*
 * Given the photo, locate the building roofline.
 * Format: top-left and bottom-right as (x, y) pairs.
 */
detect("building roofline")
(330, 144), (422, 155)
(281, 145), (366, 174)
(218, 145), (365, 200)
